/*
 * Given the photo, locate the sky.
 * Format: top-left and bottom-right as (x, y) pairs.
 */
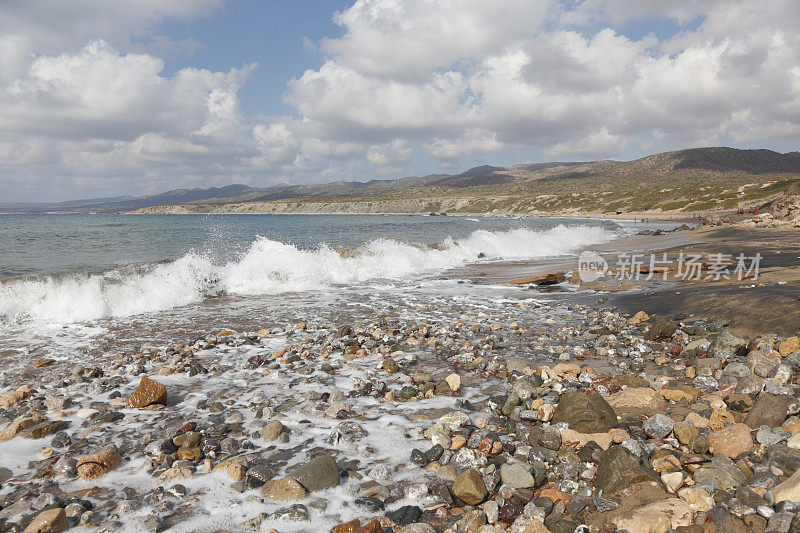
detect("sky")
(0, 0), (799, 202)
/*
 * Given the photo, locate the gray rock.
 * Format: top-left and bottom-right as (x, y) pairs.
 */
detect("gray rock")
(693, 375), (719, 392)
(594, 446), (658, 495)
(737, 374), (765, 394)
(745, 394), (793, 429)
(500, 462), (535, 489)
(693, 455), (747, 490)
(0, 499), (36, 524)
(709, 329), (747, 357)
(551, 391), (618, 433)
(290, 454), (339, 492)
(643, 414), (674, 439)
(767, 445), (800, 475)
(747, 351), (781, 378)
(766, 511), (794, 532)
(720, 362), (751, 380)
(756, 426), (791, 446)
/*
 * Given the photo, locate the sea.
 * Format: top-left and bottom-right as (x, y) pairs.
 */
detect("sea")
(0, 213), (674, 365)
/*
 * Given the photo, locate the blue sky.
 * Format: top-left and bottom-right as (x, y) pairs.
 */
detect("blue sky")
(153, 1), (352, 117)
(0, 0), (798, 202)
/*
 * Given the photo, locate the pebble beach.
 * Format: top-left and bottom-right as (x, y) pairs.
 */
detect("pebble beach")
(3, 271), (800, 533)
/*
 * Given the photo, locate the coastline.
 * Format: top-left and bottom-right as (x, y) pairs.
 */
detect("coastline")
(2, 247), (800, 531)
(469, 225), (800, 338)
(1, 220), (800, 532)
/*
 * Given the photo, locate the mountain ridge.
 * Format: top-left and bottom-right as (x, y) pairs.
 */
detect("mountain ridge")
(4, 147), (800, 216)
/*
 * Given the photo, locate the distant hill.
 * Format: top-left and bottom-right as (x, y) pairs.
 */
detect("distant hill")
(0, 184), (267, 213)
(5, 147), (800, 216)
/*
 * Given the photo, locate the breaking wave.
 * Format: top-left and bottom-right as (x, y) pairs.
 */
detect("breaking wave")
(0, 225), (617, 324)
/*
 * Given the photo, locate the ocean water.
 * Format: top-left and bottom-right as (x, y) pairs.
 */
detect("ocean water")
(0, 213), (662, 365)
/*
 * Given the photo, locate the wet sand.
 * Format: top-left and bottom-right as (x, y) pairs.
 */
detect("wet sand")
(464, 226), (800, 337)
(609, 227), (800, 337)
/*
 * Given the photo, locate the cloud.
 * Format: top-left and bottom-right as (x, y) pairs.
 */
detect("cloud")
(322, 0), (551, 80)
(544, 128), (627, 159)
(2, 0), (800, 201)
(426, 129), (505, 160)
(0, 0), (222, 53)
(367, 140), (412, 165)
(271, 0), (800, 171)
(0, 39), (256, 197)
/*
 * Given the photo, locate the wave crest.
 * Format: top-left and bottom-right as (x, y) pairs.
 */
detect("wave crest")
(0, 224), (616, 324)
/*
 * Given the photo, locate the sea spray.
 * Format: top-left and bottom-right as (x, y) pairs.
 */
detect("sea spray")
(0, 224), (617, 324)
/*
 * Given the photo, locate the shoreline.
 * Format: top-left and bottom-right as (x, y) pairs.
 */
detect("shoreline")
(1, 272), (800, 531)
(1, 222), (799, 532)
(1, 209), (699, 224)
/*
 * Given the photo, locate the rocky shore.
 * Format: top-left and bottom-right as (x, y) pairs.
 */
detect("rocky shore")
(3, 298), (800, 533)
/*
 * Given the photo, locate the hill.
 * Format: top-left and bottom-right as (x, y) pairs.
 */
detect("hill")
(5, 147), (800, 217)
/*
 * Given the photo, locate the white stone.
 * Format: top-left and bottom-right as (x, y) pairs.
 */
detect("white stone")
(661, 471), (684, 493)
(445, 373), (461, 392)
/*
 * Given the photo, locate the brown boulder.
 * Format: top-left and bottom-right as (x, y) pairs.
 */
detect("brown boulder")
(0, 414), (43, 442)
(261, 477), (307, 500)
(452, 468), (488, 505)
(77, 445), (123, 480)
(552, 391), (618, 433)
(708, 423), (754, 458)
(0, 386), (34, 408)
(504, 272), (566, 286)
(127, 376), (167, 408)
(23, 508), (67, 533)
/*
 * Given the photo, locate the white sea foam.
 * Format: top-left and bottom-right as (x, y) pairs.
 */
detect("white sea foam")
(0, 224), (617, 324)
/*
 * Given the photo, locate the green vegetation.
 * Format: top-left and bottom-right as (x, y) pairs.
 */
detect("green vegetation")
(137, 147), (800, 216)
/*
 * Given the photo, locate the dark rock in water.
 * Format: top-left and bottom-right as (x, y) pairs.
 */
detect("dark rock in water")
(290, 454), (339, 492)
(86, 411), (125, 426)
(594, 446), (658, 495)
(410, 449), (427, 466)
(552, 391), (618, 433)
(328, 421), (366, 445)
(385, 505), (422, 527)
(424, 444), (444, 463)
(19, 420), (69, 439)
(709, 329), (747, 357)
(271, 504), (309, 521)
(767, 445), (800, 475)
(354, 497), (384, 512)
(645, 320), (676, 341)
(744, 394), (793, 429)
(245, 465), (275, 489)
(431, 482), (455, 506)
(545, 518), (578, 533)
(399, 386), (417, 400)
(51, 431), (71, 448)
